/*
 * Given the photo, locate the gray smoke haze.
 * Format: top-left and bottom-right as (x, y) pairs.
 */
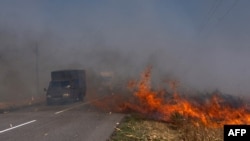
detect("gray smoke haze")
(1, 0), (250, 101)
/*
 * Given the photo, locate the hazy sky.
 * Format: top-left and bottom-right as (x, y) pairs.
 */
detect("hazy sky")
(0, 0), (250, 99)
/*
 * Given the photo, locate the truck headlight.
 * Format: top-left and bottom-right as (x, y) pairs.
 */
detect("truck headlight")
(63, 93), (70, 97)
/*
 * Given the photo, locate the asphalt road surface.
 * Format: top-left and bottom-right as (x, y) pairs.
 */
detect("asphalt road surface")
(0, 100), (124, 141)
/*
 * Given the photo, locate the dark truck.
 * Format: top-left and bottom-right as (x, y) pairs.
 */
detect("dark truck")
(45, 70), (86, 105)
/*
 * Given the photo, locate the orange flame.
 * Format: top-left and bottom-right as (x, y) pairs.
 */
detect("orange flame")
(119, 67), (250, 128)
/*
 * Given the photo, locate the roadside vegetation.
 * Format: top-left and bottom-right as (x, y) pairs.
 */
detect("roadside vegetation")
(108, 114), (223, 141)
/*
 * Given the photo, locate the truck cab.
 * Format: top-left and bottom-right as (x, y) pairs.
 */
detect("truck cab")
(45, 70), (86, 105)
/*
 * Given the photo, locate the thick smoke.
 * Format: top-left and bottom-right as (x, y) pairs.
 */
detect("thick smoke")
(0, 0), (250, 102)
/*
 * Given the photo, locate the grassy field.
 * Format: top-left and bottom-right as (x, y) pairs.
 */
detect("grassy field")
(108, 114), (223, 141)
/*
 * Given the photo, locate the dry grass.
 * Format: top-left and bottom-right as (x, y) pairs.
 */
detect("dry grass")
(108, 114), (223, 141)
(108, 115), (180, 141)
(169, 112), (223, 141)
(177, 123), (223, 141)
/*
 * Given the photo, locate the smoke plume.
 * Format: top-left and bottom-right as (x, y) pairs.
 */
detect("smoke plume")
(0, 0), (250, 102)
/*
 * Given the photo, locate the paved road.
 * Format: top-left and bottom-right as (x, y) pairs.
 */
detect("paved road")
(0, 101), (124, 141)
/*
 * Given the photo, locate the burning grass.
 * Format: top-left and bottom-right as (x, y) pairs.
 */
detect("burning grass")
(91, 66), (250, 140)
(92, 66), (250, 128)
(119, 67), (250, 128)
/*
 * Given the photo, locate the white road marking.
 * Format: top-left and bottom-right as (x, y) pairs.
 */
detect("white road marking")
(54, 109), (70, 115)
(0, 120), (36, 134)
(54, 101), (90, 115)
(54, 96), (107, 115)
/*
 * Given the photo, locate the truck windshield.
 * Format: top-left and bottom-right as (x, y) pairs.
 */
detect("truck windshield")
(50, 81), (70, 88)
